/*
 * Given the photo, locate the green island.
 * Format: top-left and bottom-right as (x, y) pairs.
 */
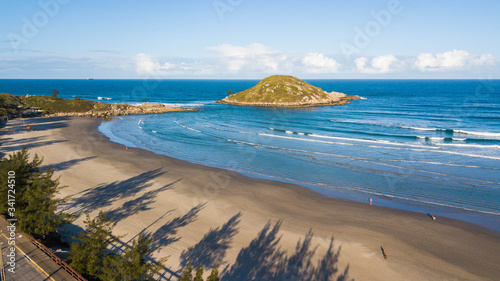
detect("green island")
(217, 75), (361, 107)
(0, 92), (194, 120)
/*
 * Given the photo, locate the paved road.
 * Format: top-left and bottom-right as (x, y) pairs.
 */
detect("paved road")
(1, 230), (50, 281)
(0, 217), (78, 281)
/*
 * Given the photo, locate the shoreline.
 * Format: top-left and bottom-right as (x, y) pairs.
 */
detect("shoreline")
(215, 95), (360, 107)
(99, 115), (500, 233)
(2, 116), (500, 280)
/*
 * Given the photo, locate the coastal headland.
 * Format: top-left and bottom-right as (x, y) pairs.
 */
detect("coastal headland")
(0, 93), (195, 119)
(216, 75), (361, 107)
(1, 116), (499, 280)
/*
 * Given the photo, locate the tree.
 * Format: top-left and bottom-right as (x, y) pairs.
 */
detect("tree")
(0, 148), (73, 236)
(52, 89), (59, 97)
(69, 211), (123, 279)
(227, 90), (232, 96)
(180, 259), (193, 281)
(101, 234), (167, 281)
(206, 261), (220, 281)
(194, 266), (204, 281)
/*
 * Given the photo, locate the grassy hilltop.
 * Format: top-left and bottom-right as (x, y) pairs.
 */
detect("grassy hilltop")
(217, 75), (360, 107)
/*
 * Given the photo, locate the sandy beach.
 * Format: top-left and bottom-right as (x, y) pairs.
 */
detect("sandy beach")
(2, 116), (499, 281)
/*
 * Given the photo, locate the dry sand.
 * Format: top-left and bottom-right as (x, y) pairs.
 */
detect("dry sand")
(2, 116), (499, 281)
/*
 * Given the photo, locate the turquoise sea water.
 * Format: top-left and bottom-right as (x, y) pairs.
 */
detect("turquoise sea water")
(2, 79), (499, 231)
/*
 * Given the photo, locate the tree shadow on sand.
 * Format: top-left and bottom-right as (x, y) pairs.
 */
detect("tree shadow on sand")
(66, 168), (177, 216)
(222, 221), (353, 281)
(150, 203), (207, 250)
(1, 139), (68, 154)
(42, 156), (96, 171)
(180, 212), (242, 268)
(0, 135), (47, 147)
(2, 117), (70, 134)
(106, 180), (179, 222)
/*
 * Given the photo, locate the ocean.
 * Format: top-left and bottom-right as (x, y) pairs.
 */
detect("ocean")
(2, 79), (499, 231)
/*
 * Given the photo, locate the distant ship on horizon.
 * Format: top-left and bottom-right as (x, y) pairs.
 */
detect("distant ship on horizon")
(87, 78), (94, 80)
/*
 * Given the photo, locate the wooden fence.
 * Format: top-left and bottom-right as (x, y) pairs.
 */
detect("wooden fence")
(27, 235), (87, 281)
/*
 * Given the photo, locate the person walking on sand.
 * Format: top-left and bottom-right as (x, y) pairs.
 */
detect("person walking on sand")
(384, 250), (388, 260)
(370, 198), (373, 205)
(432, 214), (436, 220)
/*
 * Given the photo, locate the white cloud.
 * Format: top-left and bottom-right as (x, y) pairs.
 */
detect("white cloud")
(135, 53), (174, 75)
(354, 55), (402, 74)
(301, 53), (341, 74)
(132, 48), (499, 78)
(414, 50), (497, 72)
(206, 43), (290, 74)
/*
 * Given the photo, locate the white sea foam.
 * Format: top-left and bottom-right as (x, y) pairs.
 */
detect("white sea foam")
(259, 133), (500, 160)
(454, 130), (500, 138)
(437, 143), (500, 149)
(402, 126), (443, 132)
(428, 137), (444, 141)
(308, 133), (439, 149)
(97, 96), (112, 100)
(162, 102), (205, 107)
(259, 133), (435, 152)
(174, 120), (202, 133)
(403, 127), (500, 138)
(229, 137), (500, 170)
(285, 130), (293, 134)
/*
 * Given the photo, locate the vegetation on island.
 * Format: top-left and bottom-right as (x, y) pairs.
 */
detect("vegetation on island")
(217, 75), (360, 107)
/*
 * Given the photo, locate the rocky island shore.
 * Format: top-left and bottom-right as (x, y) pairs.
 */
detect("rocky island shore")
(216, 75), (361, 107)
(46, 102), (195, 118)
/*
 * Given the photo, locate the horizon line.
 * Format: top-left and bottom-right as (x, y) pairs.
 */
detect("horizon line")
(1, 78), (500, 81)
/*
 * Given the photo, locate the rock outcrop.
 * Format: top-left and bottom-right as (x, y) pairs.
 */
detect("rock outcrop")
(47, 102), (195, 118)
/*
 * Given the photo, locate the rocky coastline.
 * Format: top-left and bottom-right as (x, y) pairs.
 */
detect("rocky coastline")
(45, 102), (196, 118)
(216, 95), (361, 107)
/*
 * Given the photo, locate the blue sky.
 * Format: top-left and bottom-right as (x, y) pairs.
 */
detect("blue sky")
(1, 0), (499, 79)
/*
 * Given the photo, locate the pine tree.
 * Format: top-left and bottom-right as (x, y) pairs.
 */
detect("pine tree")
(179, 258), (193, 281)
(101, 234), (167, 281)
(194, 266), (204, 281)
(69, 211), (122, 279)
(206, 261), (220, 281)
(0, 148), (73, 236)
